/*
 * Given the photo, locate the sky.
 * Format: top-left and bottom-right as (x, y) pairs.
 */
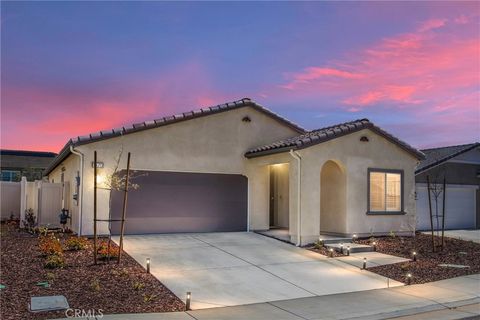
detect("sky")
(1, 1), (479, 152)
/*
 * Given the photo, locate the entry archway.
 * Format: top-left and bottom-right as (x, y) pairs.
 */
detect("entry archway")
(320, 160), (346, 234)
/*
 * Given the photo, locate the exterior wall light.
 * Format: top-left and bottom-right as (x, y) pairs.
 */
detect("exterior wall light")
(186, 291), (191, 310)
(362, 257), (367, 269)
(412, 251), (417, 262)
(146, 258), (151, 273)
(406, 273), (412, 285)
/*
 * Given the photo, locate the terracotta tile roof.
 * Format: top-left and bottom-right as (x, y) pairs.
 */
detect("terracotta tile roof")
(415, 142), (479, 174)
(44, 98), (305, 175)
(245, 118), (425, 160)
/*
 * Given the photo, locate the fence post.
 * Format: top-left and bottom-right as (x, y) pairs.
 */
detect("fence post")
(20, 177), (27, 225)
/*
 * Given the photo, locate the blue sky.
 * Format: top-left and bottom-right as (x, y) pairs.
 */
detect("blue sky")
(2, 1), (479, 151)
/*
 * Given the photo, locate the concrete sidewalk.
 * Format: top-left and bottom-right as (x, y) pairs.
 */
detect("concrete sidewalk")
(60, 274), (479, 320)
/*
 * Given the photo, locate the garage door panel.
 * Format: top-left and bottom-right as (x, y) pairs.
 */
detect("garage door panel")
(416, 185), (476, 230)
(111, 171), (247, 234)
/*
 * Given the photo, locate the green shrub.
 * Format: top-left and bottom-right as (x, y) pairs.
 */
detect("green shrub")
(65, 237), (89, 251)
(44, 254), (65, 269)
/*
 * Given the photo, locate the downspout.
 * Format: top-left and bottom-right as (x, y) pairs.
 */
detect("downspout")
(70, 145), (84, 235)
(289, 150), (302, 246)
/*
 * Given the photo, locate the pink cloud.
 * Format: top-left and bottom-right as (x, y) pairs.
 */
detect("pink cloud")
(417, 18), (447, 32)
(282, 67), (364, 90)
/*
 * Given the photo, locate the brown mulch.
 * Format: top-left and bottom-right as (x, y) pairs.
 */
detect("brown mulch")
(307, 245), (345, 258)
(0, 223), (184, 320)
(357, 232), (480, 284)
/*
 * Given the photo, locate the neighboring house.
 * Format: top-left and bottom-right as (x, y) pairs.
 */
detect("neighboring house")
(44, 98), (424, 245)
(1, 149), (57, 182)
(415, 143), (480, 230)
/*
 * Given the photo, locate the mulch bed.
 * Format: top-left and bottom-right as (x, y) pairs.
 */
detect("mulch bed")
(0, 223), (184, 320)
(357, 232), (480, 284)
(307, 245), (345, 258)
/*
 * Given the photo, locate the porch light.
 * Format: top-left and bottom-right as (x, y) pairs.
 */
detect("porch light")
(146, 258), (151, 273)
(186, 292), (191, 311)
(412, 251), (417, 262)
(96, 174), (105, 185)
(372, 241), (377, 251)
(406, 273), (412, 285)
(362, 257), (367, 269)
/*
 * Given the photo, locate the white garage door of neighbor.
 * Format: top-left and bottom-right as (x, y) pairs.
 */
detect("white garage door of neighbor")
(416, 184), (477, 230)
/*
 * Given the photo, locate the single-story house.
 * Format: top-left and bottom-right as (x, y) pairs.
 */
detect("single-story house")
(415, 142), (480, 230)
(1, 149), (57, 181)
(44, 98), (424, 245)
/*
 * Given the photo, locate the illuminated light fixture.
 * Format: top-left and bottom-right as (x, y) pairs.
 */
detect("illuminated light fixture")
(352, 234), (358, 242)
(362, 257), (367, 270)
(340, 243), (344, 254)
(96, 174), (105, 185)
(186, 291), (192, 311)
(372, 241), (377, 252)
(406, 273), (412, 285)
(328, 248), (334, 258)
(412, 251), (417, 262)
(346, 246), (350, 256)
(146, 258), (151, 273)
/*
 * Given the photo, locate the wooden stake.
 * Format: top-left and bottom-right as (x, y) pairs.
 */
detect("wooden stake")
(93, 151), (98, 264)
(427, 175), (435, 253)
(118, 152), (131, 264)
(441, 176), (446, 249)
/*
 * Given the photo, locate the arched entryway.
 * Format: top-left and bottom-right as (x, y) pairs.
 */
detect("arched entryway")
(320, 160), (346, 235)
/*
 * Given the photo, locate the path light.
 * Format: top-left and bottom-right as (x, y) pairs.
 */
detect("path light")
(406, 273), (412, 285)
(352, 234), (358, 242)
(186, 292), (191, 311)
(372, 241), (377, 252)
(146, 258), (151, 273)
(412, 251), (417, 262)
(340, 243), (344, 254)
(362, 257), (367, 269)
(328, 248), (334, 258)
(346, 246), (350, 256)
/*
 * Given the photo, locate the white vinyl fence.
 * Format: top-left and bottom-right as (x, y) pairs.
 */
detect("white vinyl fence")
(1, 177), (63, 227)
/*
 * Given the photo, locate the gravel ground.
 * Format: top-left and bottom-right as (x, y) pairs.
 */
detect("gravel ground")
(357, 232), (480, 284)
(0, 223), (184, 320)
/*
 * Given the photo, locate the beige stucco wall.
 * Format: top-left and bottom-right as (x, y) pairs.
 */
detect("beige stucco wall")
(49, 106), (300, 235)
(246, 128), (419, 245)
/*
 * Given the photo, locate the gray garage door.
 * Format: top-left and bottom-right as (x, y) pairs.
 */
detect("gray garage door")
(111, 170), (248, 234)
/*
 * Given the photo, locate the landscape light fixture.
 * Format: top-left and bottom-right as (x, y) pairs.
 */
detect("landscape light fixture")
(412, 251), (417, 262)
(346, 246), (350, 256)
(146, 258), (151, 273)
(340, 243), (344, 254)
(362, 257), (367, 269)
(406, 273), (412, 285)
(329, 248), (334, 258)
(352, 234), (358, 242)
(186, 292), (191, 311)
(372, 241), (377, 252)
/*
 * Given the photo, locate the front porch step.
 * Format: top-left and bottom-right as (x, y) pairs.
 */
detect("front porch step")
(325, 242), (374, 254)
(318, 235), (353, 244)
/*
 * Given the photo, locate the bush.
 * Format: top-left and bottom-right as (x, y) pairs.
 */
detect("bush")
(97, 241), (119, 260)
(44, 254), (65, 269)
(65, 237), (89, 251)
(39, 235), (63, 256)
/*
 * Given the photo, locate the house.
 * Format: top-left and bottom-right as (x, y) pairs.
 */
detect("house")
(415, 143), (480, 231)
(44, 98), (424, 245)
(1, 149), (57, 182)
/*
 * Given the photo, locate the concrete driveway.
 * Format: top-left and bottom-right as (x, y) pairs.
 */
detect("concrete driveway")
(117, 232), (402, 309)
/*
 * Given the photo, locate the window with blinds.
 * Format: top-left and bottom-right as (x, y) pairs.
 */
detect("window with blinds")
(368, 169), (403, 213)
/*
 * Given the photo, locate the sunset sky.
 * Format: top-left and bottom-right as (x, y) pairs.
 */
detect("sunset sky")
(1, 1), (479, 152)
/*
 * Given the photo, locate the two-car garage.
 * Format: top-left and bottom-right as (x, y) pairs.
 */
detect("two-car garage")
(111, 171), (248, 235)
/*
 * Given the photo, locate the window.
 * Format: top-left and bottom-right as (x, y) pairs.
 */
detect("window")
(0, 170), (20, 182)
(368, 169), (403, 214)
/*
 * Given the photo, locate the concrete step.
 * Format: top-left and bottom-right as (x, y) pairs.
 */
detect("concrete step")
(325, 242), (374, 254)
(318, 235), (353, 244)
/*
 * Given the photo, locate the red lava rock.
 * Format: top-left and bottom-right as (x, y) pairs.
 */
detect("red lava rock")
(0, 223), (184, 320)
(357, 233), (480, 284)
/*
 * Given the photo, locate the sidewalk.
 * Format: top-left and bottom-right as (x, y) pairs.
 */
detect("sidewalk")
(56, 274), (479, 320)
